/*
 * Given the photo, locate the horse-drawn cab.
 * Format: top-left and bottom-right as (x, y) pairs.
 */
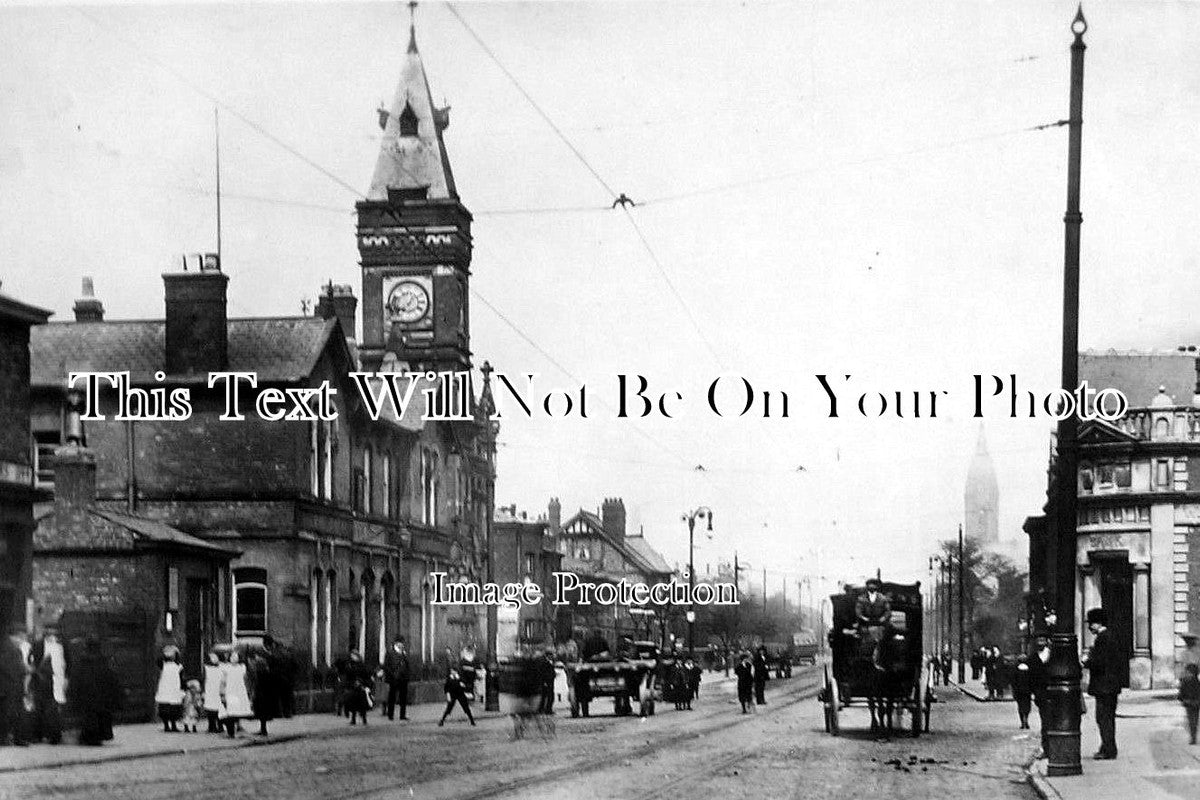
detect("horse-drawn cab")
(819, 580), (933, 737)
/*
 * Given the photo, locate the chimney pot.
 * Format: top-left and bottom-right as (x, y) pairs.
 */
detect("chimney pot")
(73, 277), (105, 322)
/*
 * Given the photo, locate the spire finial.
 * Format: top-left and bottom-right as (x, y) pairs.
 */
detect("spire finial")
(1071, 5), (1088, 43)
(408, 1), (419, 54)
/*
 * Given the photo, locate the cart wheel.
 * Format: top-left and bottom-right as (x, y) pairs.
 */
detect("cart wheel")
(823, 666), (840, 736)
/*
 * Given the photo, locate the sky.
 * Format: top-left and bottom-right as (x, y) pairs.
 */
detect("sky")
(3, 0), (1199, 604)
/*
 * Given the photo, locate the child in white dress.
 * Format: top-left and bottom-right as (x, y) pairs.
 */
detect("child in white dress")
(219, 649), (253, 738)
(154, 645), (185, 733)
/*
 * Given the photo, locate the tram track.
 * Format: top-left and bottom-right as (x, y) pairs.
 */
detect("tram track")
(449, 670), (825, 800)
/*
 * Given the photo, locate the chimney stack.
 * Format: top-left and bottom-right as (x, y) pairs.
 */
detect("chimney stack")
(53, 395), (96, 535)
(73, 277), (105, 322)
(315, 282), (358, 341)
(601, 497), (626, 539)
(163, 253), (228, 375)
(548, 497), (561, 535)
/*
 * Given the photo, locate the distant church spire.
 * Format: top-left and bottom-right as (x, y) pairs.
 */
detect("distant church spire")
(965, 425), (1000, 545)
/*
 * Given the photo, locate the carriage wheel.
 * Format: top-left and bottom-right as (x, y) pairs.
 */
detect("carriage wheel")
(823, 666), (840, 736)
(912, 662), (931, 737)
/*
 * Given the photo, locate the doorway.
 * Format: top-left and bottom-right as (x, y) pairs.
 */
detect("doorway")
(184, 578), (212, 676)
(1094, 554), (1133, 689)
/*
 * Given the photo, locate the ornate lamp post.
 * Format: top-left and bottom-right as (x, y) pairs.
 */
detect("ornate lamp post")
(681, 507), (714, 659)
(1043, 7), (1088, 776)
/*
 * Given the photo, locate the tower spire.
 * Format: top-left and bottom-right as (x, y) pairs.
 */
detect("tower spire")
(408, 1), (418, 54)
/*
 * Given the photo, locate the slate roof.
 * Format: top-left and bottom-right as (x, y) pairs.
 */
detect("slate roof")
(1080, 350), (1198, 408)
(93, 509), (241, 556)
(623, 533), (674, 575)
(30, 317), (337, 387)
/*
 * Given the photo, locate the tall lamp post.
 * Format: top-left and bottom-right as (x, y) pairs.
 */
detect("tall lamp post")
(1045, 6), (1088, 777)
(681, 507), (714, 659)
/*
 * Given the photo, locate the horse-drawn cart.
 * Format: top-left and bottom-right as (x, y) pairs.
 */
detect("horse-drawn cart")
(818, 581), (933, 737)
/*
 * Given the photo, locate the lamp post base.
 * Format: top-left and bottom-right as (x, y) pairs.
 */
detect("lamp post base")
(1043, 632), (1083, 777)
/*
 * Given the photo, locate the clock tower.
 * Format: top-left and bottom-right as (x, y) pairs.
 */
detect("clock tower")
(357, 17), (472, 374)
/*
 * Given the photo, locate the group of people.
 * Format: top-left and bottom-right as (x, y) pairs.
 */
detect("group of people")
(156, 636), (293, 739)
(1, 625), (119, 747)
(733, 647), (772, 713)
(969, 646), (1010, 700)
(663, 657), (702, 711)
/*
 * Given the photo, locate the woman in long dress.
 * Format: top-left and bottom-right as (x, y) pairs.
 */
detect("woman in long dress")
(219, 649), (253, 738)
(154, 645), (185, 733)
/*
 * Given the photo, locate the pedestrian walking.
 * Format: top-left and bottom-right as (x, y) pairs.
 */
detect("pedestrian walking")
(1030, 636), (1050, 757)
(202, 651), (225, 733)
(68, 635), (120, 746)
(686, 658), (702, 707)
(262, 636), (297, 719)
(939, 649), (953, 685)
(155, 645), (185, 732)
(752, 646), (770, 705)
(735, 651), (755, 714)
(1012, 654), (1033, 729)
(1179, 663), (1200, 745)
(438, 663), (477, 726)
(30, 629), (66, 744)
(667, 659), (689, 710)
(343, 650), (374, 726)
(1083, 607), (1122, 760)
(218, 649), (254, 738)
(537, 650), (556, 714)
(382, 637), (410, 720)
(248, 645), (280, 736)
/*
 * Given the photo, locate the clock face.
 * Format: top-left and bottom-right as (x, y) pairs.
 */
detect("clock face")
(387, 280), (431, 324)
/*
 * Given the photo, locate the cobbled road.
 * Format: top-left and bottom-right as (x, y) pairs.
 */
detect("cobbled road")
(2, 667), (1038, 800)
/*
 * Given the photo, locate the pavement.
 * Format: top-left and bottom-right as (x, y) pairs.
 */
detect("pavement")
(1013, 691), (1200, 800)
(0, 670), (741, 775)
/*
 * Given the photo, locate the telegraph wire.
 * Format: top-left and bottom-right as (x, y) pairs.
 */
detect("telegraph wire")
(444, 2), (619, 200)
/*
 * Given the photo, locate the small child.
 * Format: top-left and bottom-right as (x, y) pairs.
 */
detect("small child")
(181, 679), (204, 733)
(1179, 663), (1200, 746)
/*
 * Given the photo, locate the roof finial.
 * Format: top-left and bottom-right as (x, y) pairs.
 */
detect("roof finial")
(408, 1), (419, 54)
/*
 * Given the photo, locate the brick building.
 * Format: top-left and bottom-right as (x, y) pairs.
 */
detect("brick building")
(1027, 349), (1200, 689)
(0, 288), (51, 631)
(33, 420), (239, 719)
(549, 498), (675, 647)
(25, 18), (496, 706)
(492, 504), (561, 646)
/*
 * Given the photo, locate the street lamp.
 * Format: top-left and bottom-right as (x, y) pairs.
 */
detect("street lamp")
(681, 507), (714, 659)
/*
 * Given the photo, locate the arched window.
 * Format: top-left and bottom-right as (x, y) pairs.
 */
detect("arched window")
(398, 102), (419, 137)
(233, 567), (268, 638)
(421, 448), (440, 526)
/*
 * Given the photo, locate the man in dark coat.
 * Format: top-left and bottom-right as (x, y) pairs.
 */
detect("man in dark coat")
(382, 636), (411, 721)
(68, 635), (120, 746)
(1083, 607), (1122, 760)
(855, 579), (892, 669)
(537, 650), (556, 714)
(1011, 654), (1033, 729)
(752, 646), (770, 705)
(734, 651), (755, 713)
(262, 636), (296, 718)
(248, 646), (280, 736)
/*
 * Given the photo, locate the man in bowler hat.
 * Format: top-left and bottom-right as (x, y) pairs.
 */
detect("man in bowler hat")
(1083, 607), (1122, 759)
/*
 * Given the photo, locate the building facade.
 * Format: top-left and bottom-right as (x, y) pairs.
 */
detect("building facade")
(25, 19), (495, 705)
(0, 289), (51, 631)
(1028, 350), (1200, 689)
(492, 505), (561, 647)
(549, 497), (675, 648)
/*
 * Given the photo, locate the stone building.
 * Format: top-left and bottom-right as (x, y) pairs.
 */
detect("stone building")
(0, 288), (51, 631)
(1027, 349), (1200, 689)
(491, 505), (561, 646)
(25, 18), (495, 706)
(549, 498), (674, 647)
